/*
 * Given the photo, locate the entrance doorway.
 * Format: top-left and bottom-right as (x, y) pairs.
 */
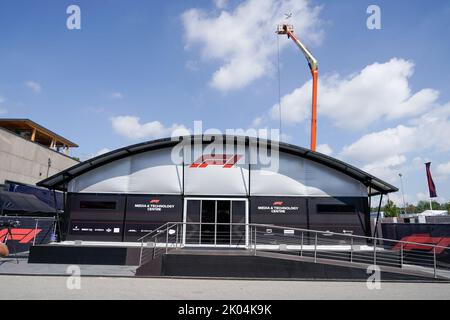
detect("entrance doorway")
(183, 198), (248, 247)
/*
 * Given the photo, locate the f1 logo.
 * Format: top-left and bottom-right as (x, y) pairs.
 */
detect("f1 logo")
(149, 199), (160, 204)
(273, 201), (284, 206)
(0, 228), (42, 244)
(190, 154), (242, 168)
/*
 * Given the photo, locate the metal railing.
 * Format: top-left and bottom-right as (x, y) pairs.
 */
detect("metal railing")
(137, 222), (450, 278)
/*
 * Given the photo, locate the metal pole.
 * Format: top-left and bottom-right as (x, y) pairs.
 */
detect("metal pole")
(176, 224), (179, 249)
(373, 238), (377, 266)
(433, 246), (437, 279)
(249, 224), (252, 250)
(399, 173), (406, 214)
(300, 232), (304, 257)
(350, 237), (353, 263)
(33, 219), (39, 246)
(165, 225), (169, 254)
(400, 243), (403, 268)
(254, 226), (257, 256)
(314, 233), (317, 262)
(139, 239), (144, 266)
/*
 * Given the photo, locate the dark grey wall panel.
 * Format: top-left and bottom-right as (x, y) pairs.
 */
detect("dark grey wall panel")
(250, 197), (307, 228)
(124, 195), (183, 241)
(67, 193), (126, 241)
(308, 197), (369, 236)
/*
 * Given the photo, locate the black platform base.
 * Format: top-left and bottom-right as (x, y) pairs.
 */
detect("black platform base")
(28, 245), (141, 265)
(136, 250), (437, 281)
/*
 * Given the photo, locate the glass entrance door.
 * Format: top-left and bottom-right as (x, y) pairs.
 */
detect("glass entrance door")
(184, 198), (248, 246)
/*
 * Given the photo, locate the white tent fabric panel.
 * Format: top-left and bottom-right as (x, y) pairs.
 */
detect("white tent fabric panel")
(67, 145), (366, 197)
(250, 153), (367, 197)
(184, 165), (249, 196)
(68, 157), (131, 193)
(128, 148), (182, 194)
(68, 148), (183, 194)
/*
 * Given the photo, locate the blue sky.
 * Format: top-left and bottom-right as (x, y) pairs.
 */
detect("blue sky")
(0, 0), (449, 205)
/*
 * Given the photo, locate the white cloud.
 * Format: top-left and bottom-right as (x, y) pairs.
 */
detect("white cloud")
(185, 60), (199, 71)
(437, 161), (450, 177)
(182, 0), (323, 92)
(338, 107), (450, 182)
(251, 116), (263, 128)
(316, 144), (333, 156)
(111, 115), (190, 140)
(416, 192), (429, 202)
(214, 0), (228, 9)
(110, 92), (124, 99)
(270, 58), (439, 129)
(25, 81), (42, 93)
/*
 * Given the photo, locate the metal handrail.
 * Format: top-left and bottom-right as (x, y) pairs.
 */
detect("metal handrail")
(136, 221), (448, 278)
(162, 221), (449, 251)
(137, 222), (173, 242)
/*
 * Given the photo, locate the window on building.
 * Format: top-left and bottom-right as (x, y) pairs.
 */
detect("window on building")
(80, 201), (117, 210)
(316, 204), (355, 214)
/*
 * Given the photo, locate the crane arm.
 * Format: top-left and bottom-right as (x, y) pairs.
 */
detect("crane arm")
(276, 24), (318, 71)
(276, 24), (318, 151)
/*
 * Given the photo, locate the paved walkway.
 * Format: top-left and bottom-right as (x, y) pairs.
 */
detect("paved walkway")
(1, 275), (449, 300)
(0, 258), (136, 276)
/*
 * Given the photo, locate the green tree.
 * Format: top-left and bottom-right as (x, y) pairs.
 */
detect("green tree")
(383, 200), (399, 217)
(416, 200), (441, 212)
(405, 203), (416, 214)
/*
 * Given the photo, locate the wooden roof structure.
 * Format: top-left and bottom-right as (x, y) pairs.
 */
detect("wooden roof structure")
(0, 119), (78, 154)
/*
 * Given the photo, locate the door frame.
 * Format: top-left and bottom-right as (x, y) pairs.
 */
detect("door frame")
(182, 197), (249, 248)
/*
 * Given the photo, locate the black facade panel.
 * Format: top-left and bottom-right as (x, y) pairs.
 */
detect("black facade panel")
(308, 197), (369, 236)
(250, 196), (307, 228)
(124, 195), (183, 241)
(66, 193), (126, 241)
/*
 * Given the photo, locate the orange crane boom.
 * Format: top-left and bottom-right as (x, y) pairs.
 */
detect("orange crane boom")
(276, 24), (318, 151)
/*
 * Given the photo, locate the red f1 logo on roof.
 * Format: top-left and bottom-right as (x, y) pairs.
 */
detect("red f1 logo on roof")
(273, 201), (284, 206)
(190, 154), (242, 168)
(149, 199), (160, 204)
(0, 228), (42, 244)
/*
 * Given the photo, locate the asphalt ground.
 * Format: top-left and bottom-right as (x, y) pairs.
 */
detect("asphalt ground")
(0, 274), (449, 300)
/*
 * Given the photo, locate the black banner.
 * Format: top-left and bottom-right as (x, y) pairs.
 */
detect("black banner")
(250, 197), (307, 228)
(124, 195), (182, 241)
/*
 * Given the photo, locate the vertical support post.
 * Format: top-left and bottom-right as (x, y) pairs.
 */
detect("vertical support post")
(350, 237), (353, 263)
(300, 232), (304, 257)
(373, 194), (383, 238)
(373, 238), (377, 266)
(33, 219), (39, 246)
(245, 225), (253, 249)
(400, 243), (404, 268)
(433, 246), (437, 279)
(176, 224), (179, 249)
(254, 226), (257, 256)
(139, 239), (144, 266)
(314, 233), (318, 262)
(31, 128), (37, 141)
(165, 225), (169, 254)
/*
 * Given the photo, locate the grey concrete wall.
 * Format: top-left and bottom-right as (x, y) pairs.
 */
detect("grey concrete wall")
(0, 127), (79, 186)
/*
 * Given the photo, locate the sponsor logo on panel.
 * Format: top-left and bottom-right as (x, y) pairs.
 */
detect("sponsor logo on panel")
(256, 199), (300, 214)
(134, 199), (176, 212)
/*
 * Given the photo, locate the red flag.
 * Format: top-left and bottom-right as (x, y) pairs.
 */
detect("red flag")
(425, 162), (437, 198)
